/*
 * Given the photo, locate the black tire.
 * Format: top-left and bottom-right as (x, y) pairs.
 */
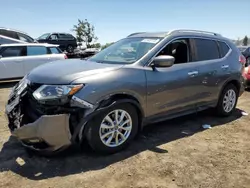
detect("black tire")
(216, 84), (238, 116)
(85, 103), (138, 154)
(67, 45), (74, 53)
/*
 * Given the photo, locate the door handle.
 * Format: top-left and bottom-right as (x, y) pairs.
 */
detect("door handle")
(188, 71), (198, 77)
(221, 65), (229, 69)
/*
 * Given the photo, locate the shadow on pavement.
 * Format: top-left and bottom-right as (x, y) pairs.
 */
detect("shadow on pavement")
(0, 108), (244, 180)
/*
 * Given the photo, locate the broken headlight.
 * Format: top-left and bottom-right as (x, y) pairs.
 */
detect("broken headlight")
(33, 84), (83, 101)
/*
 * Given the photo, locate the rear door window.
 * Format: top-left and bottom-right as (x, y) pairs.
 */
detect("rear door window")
(0, 46), (25, 57)
(27, 46), (47, 56)
(218, 41), (230, 57)
(192, 38), (220, 61)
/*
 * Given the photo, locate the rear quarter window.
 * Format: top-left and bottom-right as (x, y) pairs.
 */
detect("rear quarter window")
(48, 47), (62, 54)
(192, 38), (220, 61)
(218, 41), (230, 57)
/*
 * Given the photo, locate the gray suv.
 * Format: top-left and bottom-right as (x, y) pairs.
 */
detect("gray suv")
(5, 29), (245, 155)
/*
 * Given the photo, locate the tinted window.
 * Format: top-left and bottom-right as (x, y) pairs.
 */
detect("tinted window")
(27, 46), (47, 56)
(50, 34), (58, 40)
(49, 47), (62, 54)
(17, 32), (34, 43)
(59, 33), (74, 39)
(1, 47), (24, 57)
(0, 29), (17, 39)
(218, 41), (230, 57)
(193, 39), (220, 61)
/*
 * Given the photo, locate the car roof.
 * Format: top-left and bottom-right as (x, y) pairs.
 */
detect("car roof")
(0, 43), (59, 47)
(0, 27), (29, 35)
(127, 29), (225, 40)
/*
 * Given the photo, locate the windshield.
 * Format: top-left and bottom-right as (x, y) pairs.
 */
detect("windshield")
(38, 33), (50, 40)
(89, 37), (162, 64)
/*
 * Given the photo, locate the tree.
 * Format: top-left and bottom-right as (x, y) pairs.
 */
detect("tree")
(89, 43), (101, 48)
(73, 19), (98, 47)
(243, 36), (248, 46)
(235, 37), (241, 46)
(101, 42), (114, 49)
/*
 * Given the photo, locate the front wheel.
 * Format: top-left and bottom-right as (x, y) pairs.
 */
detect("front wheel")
(85, 103), (138, 154)
(216, 84), (238, 116)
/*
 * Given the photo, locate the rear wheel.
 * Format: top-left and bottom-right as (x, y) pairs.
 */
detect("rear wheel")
(216, 84), (238, 116)
(85, 103), (138, 154)
(67, 45), (74, 53)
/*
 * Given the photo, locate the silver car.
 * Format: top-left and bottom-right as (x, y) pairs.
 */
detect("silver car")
(5, 29), (246, 155)
(0, 43), (67, 80)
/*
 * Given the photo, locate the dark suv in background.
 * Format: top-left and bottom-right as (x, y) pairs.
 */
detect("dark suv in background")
(37, 32), (77, 53)
(0, 27), (35, 43)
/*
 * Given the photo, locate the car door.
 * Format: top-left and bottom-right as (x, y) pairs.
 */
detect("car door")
(145, 38), (203, 119)
(191, 38), (229, 106)
(0, 46), (25, 80)
(22, 46), (51, 74)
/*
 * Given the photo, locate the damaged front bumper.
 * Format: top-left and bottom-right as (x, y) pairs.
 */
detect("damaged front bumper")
(5, 81), (95, 153)
(11, 114), (71, 152)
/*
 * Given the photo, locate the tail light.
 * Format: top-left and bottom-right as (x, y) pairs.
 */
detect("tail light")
(239, 55), (246, 65)
(64, 54), (68, 59)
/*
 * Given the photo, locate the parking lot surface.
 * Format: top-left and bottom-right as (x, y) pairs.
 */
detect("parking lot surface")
(0, 83), (249, 188)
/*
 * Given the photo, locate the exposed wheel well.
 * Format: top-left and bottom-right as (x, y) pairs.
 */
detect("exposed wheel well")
(226, 80), (240, 94)
(102, 94), (144, 133)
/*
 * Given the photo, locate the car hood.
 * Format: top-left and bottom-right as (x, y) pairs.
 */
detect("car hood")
(27, 59), (124, 84)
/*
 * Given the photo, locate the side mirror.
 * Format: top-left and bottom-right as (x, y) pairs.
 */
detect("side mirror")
(151, 55), (175, 68)
(0, 55), (2, 59)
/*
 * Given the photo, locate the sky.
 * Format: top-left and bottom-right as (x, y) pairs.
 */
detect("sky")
(0, 0), (249, 44)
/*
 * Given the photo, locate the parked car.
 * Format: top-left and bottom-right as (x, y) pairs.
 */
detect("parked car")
(6, 29), (245, 155)
(37, 32), (77, 53)
(237, 46), (250, 65)
(0, 43), (67, 80)
(0, 35), (27, 45)
(0, 27), (35, 43)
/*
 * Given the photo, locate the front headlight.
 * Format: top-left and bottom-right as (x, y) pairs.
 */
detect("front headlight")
(33, 84), (83, 100)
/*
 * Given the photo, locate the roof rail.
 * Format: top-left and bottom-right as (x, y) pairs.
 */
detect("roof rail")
(127, 32), (146, 37)
(168, 29), (222, 37)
